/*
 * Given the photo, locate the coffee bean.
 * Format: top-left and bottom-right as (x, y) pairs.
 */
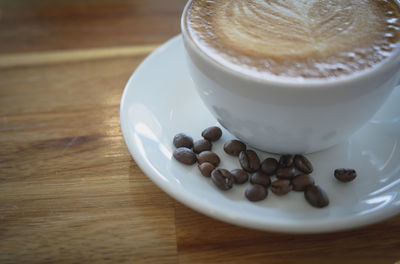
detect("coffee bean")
(230, 169), (249, 184)
(173, 133), (193, 148)
(250, 171), (271, 188)
(245, 184), (268, 202)
(211, 168), (234, 190)
(294, 155), (313, 173)
(292, 174), (315, 191)
(173, 147), (196, 165)
(334, 168), (357, 182)
(198, 162), (215, 177)
(276, 168), (296, 180)
(260, 157), (279, 176)
(279, 154), (294, 168)
(197, 151), (220, 166)
(304, 185), (329, 208)
(239, 150), (260, 172)
(193, 139), (212, 154)
(223, 139), (246, 156)
(202, 126), (222, 141)
(271, 179), (292, 196)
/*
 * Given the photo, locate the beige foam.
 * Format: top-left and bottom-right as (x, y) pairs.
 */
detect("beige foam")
(187, 0), (400, 79)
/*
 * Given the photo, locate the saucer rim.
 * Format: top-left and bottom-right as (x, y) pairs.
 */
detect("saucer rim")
(120, 34), (400, 233)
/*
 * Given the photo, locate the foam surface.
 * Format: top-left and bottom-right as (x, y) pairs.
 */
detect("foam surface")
(186, 0), (400, 79)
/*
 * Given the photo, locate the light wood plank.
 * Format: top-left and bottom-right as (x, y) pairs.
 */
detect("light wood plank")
(0, 56), (178, 264)
(0, 45), (159, 68)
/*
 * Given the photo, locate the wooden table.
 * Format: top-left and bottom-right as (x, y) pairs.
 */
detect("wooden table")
(1, 1), (399, 263)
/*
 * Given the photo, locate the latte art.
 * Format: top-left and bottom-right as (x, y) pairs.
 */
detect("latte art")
(186, 0), (400, 79)
(218, 0), (357, 57)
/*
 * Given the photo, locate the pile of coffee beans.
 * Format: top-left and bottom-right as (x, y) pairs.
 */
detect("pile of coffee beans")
(237, 152), (330, 208)
(172, 126), (357, 209)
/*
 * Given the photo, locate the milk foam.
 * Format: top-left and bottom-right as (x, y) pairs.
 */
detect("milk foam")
(186, 0), (400, 79)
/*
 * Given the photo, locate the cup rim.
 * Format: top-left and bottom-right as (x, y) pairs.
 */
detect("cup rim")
(181, 0), (400, 88)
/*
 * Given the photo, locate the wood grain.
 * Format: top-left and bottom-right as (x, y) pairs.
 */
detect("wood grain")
(0, 0), (400, 263)
(0, 56), (178, 263)
(0, 0), (186, 53)
(0, 45), (160, 68)
(175, 203), (400, 264)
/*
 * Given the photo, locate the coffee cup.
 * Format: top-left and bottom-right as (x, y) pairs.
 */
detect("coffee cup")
(181, 0), (400, 154)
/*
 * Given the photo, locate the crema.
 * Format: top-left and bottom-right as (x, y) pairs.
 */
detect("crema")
(185, 0), (400, 79)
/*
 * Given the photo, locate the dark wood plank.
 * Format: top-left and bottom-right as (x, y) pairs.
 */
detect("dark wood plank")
(0, 0), (187, 53)
(175, 202), (400, 264)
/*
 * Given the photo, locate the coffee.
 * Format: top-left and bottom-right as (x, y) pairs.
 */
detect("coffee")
(193, 138), (212, 154)
(224, 139), (246, 156)
(334, 168), (357, 182)
(239, 150), (260, 172)
(276, 167), (296, 180)
(230, 169), (249, 184)
(197, 150), (220, 166)
(185, 0), (400, 79)
(198, 162), (215, 177)
(173, 133), (193, 149)
(260, 157), (279, 176)
(173, 147), (197, 165)
(279, 155), (295, 168)
(201, 126), (222, 141)
(304, 185), (329, 208)
(211, 168), (234, 190)
(294, 155), (314, 174)
(245, 184), (268, 202)
(292, 174), (315, 191)
(271, 179), (292, 196)
(250, 171), (271, 188)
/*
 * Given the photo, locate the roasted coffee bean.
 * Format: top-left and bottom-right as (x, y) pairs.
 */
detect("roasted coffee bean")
(239, 150), (260, 172)
(230, 169), (249, 184)
(211, 168), (234, 190)
(294, 155), (313, 173)
(271, 179), (292, 196)
(279, 154), (294, 168)
(260, 157), (279, 176)
(304, 185), (329, 208)
(245, 184), (268, 202)
(202, 126), (222, 141)
(193, 139), (212, 154)
(292, 174), (315, 191)
(173, 133), (193, 148)
(334, 168), (357, 182)
(223, 139), (246, 156)
(250, 171), (271, 188)
(276, 168), (296, 180)
(198, 162), (215, 177)
(197, 151), (220, 166)
(173, 147), (196, 165)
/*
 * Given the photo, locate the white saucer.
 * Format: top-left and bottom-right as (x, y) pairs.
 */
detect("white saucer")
(120, 35), (400, 233)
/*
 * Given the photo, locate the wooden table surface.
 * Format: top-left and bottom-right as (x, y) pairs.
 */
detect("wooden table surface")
(1, 1), (400, 263)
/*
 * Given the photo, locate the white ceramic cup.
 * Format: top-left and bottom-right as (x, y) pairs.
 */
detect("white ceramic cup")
(181, 1), (400, 154)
